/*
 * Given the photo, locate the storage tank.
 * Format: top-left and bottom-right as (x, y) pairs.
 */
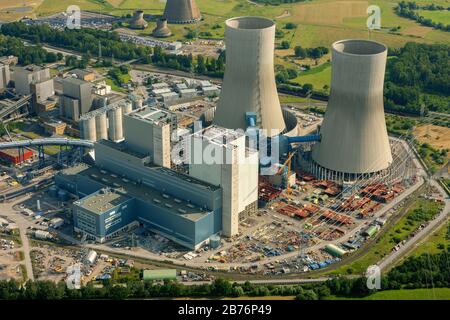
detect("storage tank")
(49, 185), (59, 198)
(80, 115), (96, 141)
(213, 17), (286, 136)
(132, 98), (143, 110)
(95, 111), (108, 141)
(325, 244), (347, 258)
(209, 234), (221, 249)
(84, 250), (97, 265)
(57, 189), (69, 202)
(121, 101), (133, 115)
(312, 39), (392, 176)
(107, 105), (124, 141)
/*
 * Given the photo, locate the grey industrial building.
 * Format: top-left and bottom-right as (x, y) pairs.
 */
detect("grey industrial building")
(0, 63), (10, 91)
(13, 65), (55, 113)
(60, 77), (93, 121)
(123, 106), (176, 168)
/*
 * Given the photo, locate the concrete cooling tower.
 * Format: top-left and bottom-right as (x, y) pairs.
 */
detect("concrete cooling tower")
(311, 39), (393, 178)
(130, 10), (148, 29)
(163, 0), (201, 24)
(213, 17), (286, 136)
(152, 18), (172, 38)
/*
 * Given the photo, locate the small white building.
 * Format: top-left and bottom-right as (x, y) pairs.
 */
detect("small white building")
(50, 217), (64, 229)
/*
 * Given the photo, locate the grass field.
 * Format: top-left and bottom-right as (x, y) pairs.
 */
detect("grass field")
(323, 197), (443, 276)
(293, 62), (331, 89)
(328, 288), (450, 300)
(418, 9), (450, 25)
(407, 220), (449, 257)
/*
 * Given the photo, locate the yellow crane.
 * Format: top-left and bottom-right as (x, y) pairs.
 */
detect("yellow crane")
(276, 151), (296, 195)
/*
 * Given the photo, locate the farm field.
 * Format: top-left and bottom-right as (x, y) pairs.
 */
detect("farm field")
(328, 288), (450, 300)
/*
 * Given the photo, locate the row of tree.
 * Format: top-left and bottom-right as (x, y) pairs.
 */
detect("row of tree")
(1, 247), (448, 300)
(1, 22), (152, 61)
(395, 2), (450, 32)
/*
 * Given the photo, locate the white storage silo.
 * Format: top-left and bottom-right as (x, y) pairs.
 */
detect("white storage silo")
(95, 111), (108, 141)
(80, 115), (97, 141)
(107, 105), (124, 141)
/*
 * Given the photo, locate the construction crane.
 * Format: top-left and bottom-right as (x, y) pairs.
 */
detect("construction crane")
(276, 151), (296, 195)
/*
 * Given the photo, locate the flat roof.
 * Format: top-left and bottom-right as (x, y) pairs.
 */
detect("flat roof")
(126, 106), (174, 126)
(69, 164), (216, 221)
(76, 189), (130, 215)
(96, 139), (149, 160)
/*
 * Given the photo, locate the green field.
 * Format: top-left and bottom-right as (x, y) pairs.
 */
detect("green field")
(16, 0), (447, 49)
(328, 288), (450, 300)
(418, 10), (450, 25)
(322, 197), (443, 276)
(293, 62), (331, 90)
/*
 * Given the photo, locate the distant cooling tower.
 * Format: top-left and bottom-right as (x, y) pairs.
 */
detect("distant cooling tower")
(130, 10), (148, 29)
(163, 0), (201, 24)
(213, 17), (286, 136)
(312, 39), (393, 176)
(152, 18), (172, 38)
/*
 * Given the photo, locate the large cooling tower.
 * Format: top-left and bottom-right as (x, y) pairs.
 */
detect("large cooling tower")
(312, 39), (393, 174)
(213, 17), (286, 136)
(163, 0), (201, 24)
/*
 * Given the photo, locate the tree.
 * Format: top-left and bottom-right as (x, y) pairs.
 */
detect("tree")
(280, 41), (290, 49)
(294, 46), (307, 59)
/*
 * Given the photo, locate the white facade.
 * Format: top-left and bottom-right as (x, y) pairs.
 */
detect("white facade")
(188, 126), (259, 237)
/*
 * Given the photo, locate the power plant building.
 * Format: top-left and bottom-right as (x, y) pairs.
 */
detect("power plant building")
(60, 77), (93, 121)
(213, 17), (286, 136)
(123, 107), (176, 168)
(56, 157), (222, 249)
(163, 0), (201, 24)
(311, 40), (392, 180)
(189, 126), (259, 237)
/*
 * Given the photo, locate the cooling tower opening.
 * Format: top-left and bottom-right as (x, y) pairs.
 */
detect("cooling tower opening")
(226, 17), (275, 30)
(333, 39), (386, 55)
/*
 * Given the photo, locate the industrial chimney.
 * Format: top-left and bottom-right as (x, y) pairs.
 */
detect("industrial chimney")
(213, 17), (286, 136)
(312, 39), (392, 177)
(163, 0), (201, 24)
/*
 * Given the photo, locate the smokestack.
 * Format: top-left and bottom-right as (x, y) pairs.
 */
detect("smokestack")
(213, 17), (286, 136)
(163, 0), (201, 24)
(312, 39), (392, 174)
